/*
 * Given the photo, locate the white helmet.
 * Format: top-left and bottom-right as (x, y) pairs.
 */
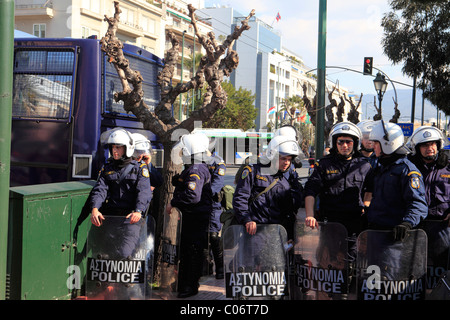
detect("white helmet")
(274, 125), (298, 141)
(357, 120), (375, 140)
(407, 126), (449, 155)
(329, 121), (362, 149)
(369, 120), (409, 155)
(173, 132), (210, 160)
(101, 127), (135, 158)
(132, 133), (152, 158)
(266, 135), (300, 160)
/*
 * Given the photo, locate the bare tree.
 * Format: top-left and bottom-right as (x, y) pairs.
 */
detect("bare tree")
(344, 92), (362, 124)
(100, 1), (254, 282)
(389, 97), (400, 123)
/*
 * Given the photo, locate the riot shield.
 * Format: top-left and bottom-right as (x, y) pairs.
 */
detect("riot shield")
(420, 220), (450, 298)
(292, 221), (349, 300)
(356, 229), (427, 300)
(146, 215), (156, 299)
(157, 206), (182, 299)
(223, 224), (289, 300)
(86, 216), (149, 300)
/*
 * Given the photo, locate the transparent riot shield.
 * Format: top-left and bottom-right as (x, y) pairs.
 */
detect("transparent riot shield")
(420, 220), (450, 297)
(223, 224), (289, 300)
(292, 221), (349, 300)
(157, 206), (182, 299)
(86, 216), (149, 300)
(356, 229), (427, 300)
(146, 215), (156, 299)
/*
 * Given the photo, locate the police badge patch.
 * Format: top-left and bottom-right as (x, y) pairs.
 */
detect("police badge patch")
(188, 181), (196, 190)
(218, 168), (225, 176)
(410, 176), (420, 189)
(241, 169), (249, 180)
(142, 168), (149, 178)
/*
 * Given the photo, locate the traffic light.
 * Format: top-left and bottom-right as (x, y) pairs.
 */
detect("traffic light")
(363, 57), (373, 75)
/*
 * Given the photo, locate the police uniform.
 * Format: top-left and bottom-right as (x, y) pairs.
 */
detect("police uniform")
(171, 162), (213, 297)
(409, 152), (450, 219)
(233, 162), (303, 236)
(90, 158), (152, 259)
(208, 155), (226, 233)
(304, 153), (372, 235)
(365, 155), (428, 228)
(91, 158), (152, 216)
(206, 155), (226, 278)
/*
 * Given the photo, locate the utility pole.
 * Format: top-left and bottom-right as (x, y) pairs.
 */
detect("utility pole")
(0, 0), (14, 300)
(315, 0), (327, 159)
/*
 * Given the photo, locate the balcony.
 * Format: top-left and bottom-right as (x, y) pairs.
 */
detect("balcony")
(15, 4), (54, 19)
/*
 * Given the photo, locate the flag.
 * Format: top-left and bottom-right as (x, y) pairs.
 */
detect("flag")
(267, 106), (276, 114)
(276, 12), (281, 22)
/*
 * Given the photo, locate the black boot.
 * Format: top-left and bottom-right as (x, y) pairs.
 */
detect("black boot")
(210, 232), (224, 279)
(177, 245), (203, 298)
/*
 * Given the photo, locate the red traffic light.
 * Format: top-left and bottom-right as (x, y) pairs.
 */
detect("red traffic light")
(363, 57), (373, 75)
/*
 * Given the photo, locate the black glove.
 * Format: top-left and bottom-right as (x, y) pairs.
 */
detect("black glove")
(392, 222), (412, 241)
(171, 173), (181, 186)
(292, 156), (302, 168)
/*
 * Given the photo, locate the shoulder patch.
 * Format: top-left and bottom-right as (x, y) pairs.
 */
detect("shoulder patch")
(410, 176), (420, 189)
(190, 173), (200, 180)
(142, 168), (149, 178)
(188, 181), (196, 190)
(407, 170), (422, 177)
(218, 168), (225, 176)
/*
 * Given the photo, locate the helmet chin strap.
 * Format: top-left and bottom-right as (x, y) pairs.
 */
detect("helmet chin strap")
(361, 145), (374, 153)
(422, 154), (437, 161)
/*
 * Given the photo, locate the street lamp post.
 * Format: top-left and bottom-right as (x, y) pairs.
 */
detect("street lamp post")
(373, 72), (388, 118)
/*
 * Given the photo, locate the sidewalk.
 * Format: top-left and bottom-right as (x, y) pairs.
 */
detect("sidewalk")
(151, 275), (228, 300)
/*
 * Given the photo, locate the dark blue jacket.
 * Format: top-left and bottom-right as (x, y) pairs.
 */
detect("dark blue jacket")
(408, 153), (450, 219)
(366, 155), (428, 228)
(233, 163), (303, 225)
(208, 155), (226, 233)
(171, 163), (213, 219)
(305, 153), (372, 219)
(91, 158), (152, 215)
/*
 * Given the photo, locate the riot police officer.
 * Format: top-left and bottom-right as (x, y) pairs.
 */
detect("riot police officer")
(206, 152), (226, 279)
(304, 121), (372, 261)
(234, 125), (302, 185)
(407, 126), (450, 222)
(357, 120), (378, 168)
(233, 135), (303, 239)
(166, 132), (213, 298)
(89, 128), (152, 261)
(131, 132), (163, 192)
(90, 128), (152, 226)
(364, 120), (428, 241)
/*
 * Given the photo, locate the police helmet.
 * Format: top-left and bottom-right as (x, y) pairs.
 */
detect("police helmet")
(369, 120), (409, 155)
(174, 132), (209, 157)
(407, 126), (448, 155)
(132, 133), (152, 158)
(329, 121), (362, 150)
(274, 125), (299, 141)
(357, 120), (375, 140)
(101, 127), (135, 158)
(266, 135), (300, 161)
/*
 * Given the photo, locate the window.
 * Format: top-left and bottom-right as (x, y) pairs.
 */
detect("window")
(13, 49), (76, 119)
(142, 16), (155, 34)
(82, 0), (100, 13)
(104, 52), (161, 115)
(33, 24), (46, 38)
(81, 26), (89, 39)
(270, 64), (275, 74)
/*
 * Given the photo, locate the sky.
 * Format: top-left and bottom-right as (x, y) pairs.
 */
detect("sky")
(202, 0), (414, 97)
